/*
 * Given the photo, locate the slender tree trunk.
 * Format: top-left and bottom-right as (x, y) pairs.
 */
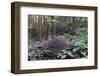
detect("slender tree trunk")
(38, 16), (42, 41)
(51, 16), (54, 39)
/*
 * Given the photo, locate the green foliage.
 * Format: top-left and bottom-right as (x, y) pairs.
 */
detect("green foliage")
(64, 21), (88, 58)
(28, 46), (57, 60)
(45, 16), (60, 25)
(29, 28), (37, 37)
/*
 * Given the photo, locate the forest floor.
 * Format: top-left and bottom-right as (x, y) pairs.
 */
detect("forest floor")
(28, 35), (84, 60)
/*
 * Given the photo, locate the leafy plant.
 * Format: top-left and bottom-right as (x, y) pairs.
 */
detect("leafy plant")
(64, 22), (88, 58)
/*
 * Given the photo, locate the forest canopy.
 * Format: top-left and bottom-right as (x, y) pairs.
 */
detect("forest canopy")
(28, 15), (88, 61)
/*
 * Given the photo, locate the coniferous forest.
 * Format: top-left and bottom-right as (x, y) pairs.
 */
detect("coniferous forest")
(28, 15), (88, 61)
